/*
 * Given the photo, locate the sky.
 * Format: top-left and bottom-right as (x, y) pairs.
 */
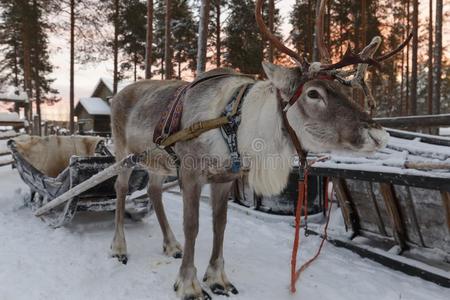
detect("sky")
(38, 0), (449, 121)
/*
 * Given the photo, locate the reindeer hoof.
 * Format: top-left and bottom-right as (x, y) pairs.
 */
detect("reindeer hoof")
(112, 254), (128, 265)
(181, 290), (211, 300)
(210, 284), (228, 296)
(163, 242), (183, 259)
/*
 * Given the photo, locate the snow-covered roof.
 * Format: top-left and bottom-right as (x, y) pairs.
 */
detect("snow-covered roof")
(0, 87), (28, 102)
(77, 97), (111, 115)
(0, 112), (22, 122)
(91, 78), (132, 97)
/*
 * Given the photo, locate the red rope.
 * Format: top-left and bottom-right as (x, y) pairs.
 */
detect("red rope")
(290, 175), (333, 293)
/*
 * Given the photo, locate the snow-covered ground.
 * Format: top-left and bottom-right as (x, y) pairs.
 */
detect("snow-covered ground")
(0, 165), (448, 300)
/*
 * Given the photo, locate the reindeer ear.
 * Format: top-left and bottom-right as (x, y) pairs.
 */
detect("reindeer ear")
(262, 62), (288, 89)
(262, 61), (297, 93)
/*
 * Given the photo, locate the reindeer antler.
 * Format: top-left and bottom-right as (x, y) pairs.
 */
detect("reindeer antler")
(255, 0), (305, 64)
(255, 0), (412, 111)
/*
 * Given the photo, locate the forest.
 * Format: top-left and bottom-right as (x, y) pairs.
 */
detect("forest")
(0, 0), (448, 132)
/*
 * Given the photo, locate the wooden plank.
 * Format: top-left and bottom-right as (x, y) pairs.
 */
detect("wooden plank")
(441, 191), (450, 231)
(404, 187), (425, 247)
(375, 113), (450, 128)
(367, 182), (387, 235)
(332, 178), (360, 236)
(306, 228), (450, 288)
(379, 183), (407, 251)
(309, 167), (450, 192)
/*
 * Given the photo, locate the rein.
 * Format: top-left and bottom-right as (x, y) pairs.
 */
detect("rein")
(275, 78), (333, 294)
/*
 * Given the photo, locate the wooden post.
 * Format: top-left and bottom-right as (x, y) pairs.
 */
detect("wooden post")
(441, 191), (450, 231)
(44, 122), (48, 136)
(33, 115), (39, 136)
(332, 178), (360, 236)
(379, 183), (407, 251)
(405, 187), (425, 246)
(367, 183), (387, 236)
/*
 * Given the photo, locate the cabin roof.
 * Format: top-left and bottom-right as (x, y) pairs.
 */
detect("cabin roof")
(0, 87), (28, 102)
(91, 78), (131, 98)
(76, 97), (111, 116)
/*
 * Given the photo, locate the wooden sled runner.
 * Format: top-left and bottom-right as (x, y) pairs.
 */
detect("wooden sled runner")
(8, 135), (150, 228)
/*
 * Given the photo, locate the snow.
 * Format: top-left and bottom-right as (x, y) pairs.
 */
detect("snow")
(0, 166), (448, 300)
(98, 78), (132, 95)
(0, 87), (28, 102)
(440, 127), (450, 136)
(0, 112), (23, 122)
(313, 130), (450, 179)
(78, 97), (111, 116)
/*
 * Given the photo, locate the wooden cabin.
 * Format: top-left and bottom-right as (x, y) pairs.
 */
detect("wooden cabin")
(74, 78), (131, 136)
(74, 97), (111, 136)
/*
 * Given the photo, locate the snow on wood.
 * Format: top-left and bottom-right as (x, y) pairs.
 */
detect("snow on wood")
(313, 129), (450, 179)
(0, 130), (20, 139)
(78, 97), (111, 116)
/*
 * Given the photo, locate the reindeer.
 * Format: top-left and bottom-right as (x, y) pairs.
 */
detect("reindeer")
(109, 0), (410, 298)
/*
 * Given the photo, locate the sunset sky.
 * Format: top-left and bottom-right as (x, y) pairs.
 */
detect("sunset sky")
(39, 0), (449, 121)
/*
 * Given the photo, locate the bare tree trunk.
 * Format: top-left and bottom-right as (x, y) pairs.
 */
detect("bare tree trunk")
(164, 0), (173, 79)
(405, 0), (410, 115)
(70, 0), (75, 133)
(32, 0), (41, 136)
(268, 0), (274, 62)
(134, 51), (137, 82)
(197, 0), (210, 74)
(21, 4), (33, 124)
(433, 0), (443, 115)
(145, 0), (153, 79)
(113, 0), (119, 94)
(312, 0), (320, 62)
(426, 0), (433, 115)
(358, 0), (367, 108)
(215, 0), (221, 68)
(409, 0), (418, 115)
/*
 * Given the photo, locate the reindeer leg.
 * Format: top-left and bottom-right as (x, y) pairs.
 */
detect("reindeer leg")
(148, 173), (182, 258)
(203, 182), (238, 296)
(111, 169), (132, 264)
(174, 171), (210, 300)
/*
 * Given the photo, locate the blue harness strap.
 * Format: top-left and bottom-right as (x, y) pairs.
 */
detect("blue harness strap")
(221, 83), (254, 173)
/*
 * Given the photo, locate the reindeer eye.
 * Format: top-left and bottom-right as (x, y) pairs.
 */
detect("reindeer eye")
(307, 90), (321, 99)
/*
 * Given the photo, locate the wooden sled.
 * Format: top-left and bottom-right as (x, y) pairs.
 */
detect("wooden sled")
(309, 129), (450, 287)
(8, 135), (150, 228)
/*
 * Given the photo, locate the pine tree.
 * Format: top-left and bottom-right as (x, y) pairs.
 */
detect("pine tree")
(224, 0), (280, 75)
(118, 0), (147, 82)
(224, 0), (263, 74)
(0, 0), (58, 132)
(153, 0), (197, 79)
(209, 0), (227, 67)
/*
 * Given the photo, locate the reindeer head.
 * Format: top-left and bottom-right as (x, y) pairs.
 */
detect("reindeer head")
(256, 0), (411, 154)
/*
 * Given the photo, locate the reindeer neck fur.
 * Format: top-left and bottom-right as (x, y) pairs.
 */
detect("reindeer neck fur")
(238, 81), (296, 196)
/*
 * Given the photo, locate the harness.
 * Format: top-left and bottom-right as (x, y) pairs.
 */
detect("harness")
(153, 73), (255, 173)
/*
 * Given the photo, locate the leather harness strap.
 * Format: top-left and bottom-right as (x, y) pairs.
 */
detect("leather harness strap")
(159, 83), (252, 148)
(277, 88), (308, 169)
